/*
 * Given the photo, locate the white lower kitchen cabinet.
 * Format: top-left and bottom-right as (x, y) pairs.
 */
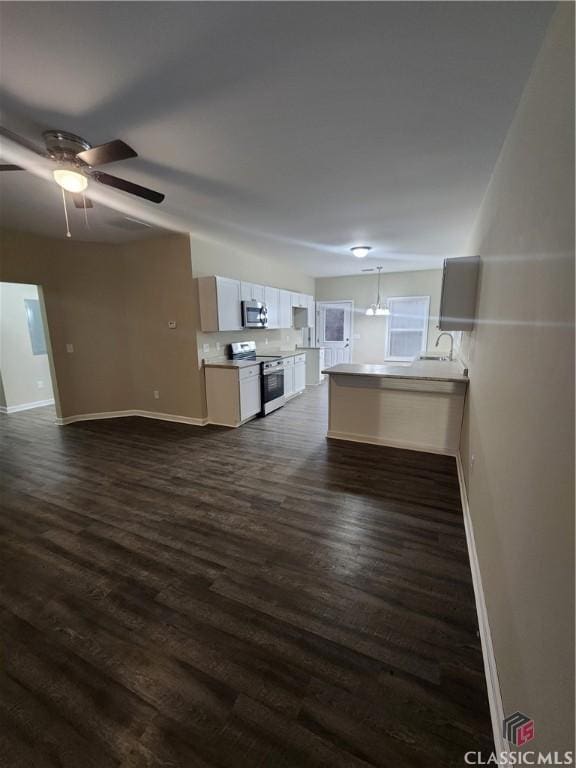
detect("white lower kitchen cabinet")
(205, 363), (261, 426)
(299, 347), (325, 385)
(240, 373), (261, 421)
(283, 357), (295, 397)
(284, 354), (306, 399)
(294, 355), (306, 393)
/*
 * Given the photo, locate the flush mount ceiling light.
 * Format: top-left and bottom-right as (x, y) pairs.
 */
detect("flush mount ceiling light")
(53, 167), (88, 193)
(351, 246), (372, 258)
(366, 266), (391, 316)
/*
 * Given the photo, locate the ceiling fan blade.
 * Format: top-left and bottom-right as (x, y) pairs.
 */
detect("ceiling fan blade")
(71, 193), (93, 209)
(77, 140), (137, 167)
(0, 126), (47, 157)
(0, 164), (25, 171)
(91, 171), (165, 203)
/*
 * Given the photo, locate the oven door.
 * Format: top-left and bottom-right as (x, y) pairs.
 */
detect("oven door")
(242, 301), (268, 328)
(261, 369), (285, 414)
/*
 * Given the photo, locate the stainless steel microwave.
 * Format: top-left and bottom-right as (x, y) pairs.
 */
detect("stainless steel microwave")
(242, 300), (268, 328)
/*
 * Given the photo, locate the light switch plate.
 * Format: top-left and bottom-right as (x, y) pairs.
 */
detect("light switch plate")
(66, 343), (74, 353)
(168, 321), (177, 329)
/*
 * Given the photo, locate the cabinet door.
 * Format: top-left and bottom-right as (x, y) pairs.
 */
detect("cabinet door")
(279, 290), (292, 328)
(294, 363), (306, 393)
(241, 282), (265, 303)
(284, 365), (295, 396)
(307, 295), (316, 338)
(439, 256), (480, 331)
(240, 375), (261, 420)
(265, 286), (280, 329)
(290, 292), (305, 309)
(216, 277), (242, 331)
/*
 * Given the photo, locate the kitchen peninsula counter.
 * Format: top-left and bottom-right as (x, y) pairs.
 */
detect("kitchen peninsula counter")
(322, 360), (468, 454)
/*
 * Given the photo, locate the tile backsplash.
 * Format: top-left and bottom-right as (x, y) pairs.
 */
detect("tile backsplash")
(198, 328), (302, 363)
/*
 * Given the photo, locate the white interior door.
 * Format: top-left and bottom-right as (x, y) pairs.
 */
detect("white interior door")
(317, 301), (353, 367)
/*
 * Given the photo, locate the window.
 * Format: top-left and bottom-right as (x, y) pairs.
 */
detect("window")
(24, 299), (47, 355)
(324, 307), (345, 342)
(385, 296), (430, 361)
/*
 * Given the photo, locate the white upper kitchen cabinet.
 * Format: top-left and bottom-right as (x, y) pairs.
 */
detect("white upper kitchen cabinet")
(279, 289), (292, 329)
(307, 295), (316, 336)
(265, 286), (280, 329)
(241, 282), (266, 303)
(291, 292), (307, 309)
(438, 256), (480, 331)
(198, 276), (243, 332)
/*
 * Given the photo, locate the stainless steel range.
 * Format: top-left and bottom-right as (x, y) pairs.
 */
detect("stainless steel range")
(228, 341), (286, 416)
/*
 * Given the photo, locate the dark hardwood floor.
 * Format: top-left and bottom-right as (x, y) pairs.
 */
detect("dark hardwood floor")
(0, 383), (493, 767)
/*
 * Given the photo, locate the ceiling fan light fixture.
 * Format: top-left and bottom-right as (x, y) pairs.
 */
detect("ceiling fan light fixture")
(53, 168), (88, 193)
(351, 246), (372, 259)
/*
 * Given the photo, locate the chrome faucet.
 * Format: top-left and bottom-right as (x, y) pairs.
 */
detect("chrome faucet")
(435, 332), (454, 361)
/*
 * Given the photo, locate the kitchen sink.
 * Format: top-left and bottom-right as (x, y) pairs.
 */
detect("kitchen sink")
(419, 354), (451, 362)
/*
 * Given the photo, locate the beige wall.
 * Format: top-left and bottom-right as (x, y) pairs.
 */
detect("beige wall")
(459, 5), (574, 753)
(0, 229), (205, 420)
(190, 236), (315, 294)
(0, 229), (130, 417)
(315, 269), (444, 363)
(121, 237), (204, 418)
(0, 282), (54, 409)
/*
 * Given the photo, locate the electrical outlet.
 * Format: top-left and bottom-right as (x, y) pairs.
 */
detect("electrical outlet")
(470, 454), (475, 473)
(153, 390), (160, 400)
(265, 337), (269, 345)
(66, 343), (74, 354)
(37, 380), (44, 389)
(168, 321), (177, 329)
(216, 342), (221, 351)
(203, 343), (210, 354)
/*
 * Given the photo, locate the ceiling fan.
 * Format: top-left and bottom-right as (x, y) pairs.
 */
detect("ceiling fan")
(0, 127), (165, 208)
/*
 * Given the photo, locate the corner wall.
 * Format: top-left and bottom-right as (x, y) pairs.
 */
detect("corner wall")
(459, 4), (574, 752)
(0, 229), (132, 417)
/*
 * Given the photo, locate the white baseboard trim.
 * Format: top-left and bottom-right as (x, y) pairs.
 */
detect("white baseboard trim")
(56, 409), (208, 427)
(456, 453), (508, 757)
(0, 398), (55, 414)
(326, 429), (455, 456)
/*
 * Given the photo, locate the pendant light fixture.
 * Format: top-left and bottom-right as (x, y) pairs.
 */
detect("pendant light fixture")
(365, 266), (390, 316)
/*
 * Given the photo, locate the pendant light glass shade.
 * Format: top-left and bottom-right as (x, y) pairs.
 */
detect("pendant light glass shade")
(365, 266), (390, 316)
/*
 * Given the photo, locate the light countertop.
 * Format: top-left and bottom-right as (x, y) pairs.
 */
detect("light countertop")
(204, 349), (304, 369)
(322, 360), (468, 383)
(203, 359), (262, 369)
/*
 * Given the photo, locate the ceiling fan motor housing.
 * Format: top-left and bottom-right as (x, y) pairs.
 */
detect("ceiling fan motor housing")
(43, 130), (92, 167)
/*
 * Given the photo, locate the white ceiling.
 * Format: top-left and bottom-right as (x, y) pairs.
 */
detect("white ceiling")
(0, 2), (552, 275)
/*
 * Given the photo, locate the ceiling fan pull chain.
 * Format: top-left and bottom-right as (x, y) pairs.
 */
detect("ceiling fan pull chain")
(61, 187), (72, 238)
(82, 192), (90, 228)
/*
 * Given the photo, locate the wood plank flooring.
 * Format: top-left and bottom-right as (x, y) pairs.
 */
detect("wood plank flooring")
(0, 383), (493, 767)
